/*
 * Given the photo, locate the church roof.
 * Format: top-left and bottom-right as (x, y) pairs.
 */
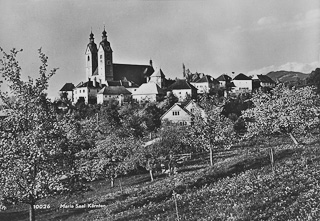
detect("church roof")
(60, 83), (75, 91)
(234, 73), (252, 80)
(98, 86), (131, 95)
(86, 32), (98, 53)
(75, 80), (105, 89)
(168, 79), (197, 90)
(133, 82), (166, 95)
(106, 80), (139, 88)
(195, 75), (219, 84)
(113, 63), (154, 86)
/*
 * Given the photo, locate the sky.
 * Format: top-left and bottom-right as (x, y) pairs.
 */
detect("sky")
(0, 0), (320, 100)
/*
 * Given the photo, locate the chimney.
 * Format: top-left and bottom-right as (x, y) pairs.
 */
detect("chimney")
(149, 59), (153, 67)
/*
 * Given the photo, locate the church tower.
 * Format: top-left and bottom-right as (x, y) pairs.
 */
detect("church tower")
(98, 27), (113, 82)
(85, 31), (98, 80)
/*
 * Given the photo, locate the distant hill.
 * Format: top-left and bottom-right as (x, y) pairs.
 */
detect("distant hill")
(266, 71), (309, 82)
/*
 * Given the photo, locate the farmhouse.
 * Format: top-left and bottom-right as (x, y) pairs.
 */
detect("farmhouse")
(232, 73), (252, 93)
(161, 100), (205, 125)
(190, 75), (220, 94)
(168, 79), (197, 101)
(97, 86), (132, 104)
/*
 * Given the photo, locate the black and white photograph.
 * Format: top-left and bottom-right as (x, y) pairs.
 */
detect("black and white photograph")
(0, 0), (320, 220)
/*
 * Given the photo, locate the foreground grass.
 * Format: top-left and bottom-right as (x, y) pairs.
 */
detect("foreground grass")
(1, 136), (320, 220)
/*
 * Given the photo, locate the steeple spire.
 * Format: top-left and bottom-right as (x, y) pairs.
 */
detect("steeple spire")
(102, 25), (107, 40)
(89, 29), (94, 42)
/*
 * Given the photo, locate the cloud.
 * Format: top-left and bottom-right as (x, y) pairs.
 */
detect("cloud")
(247, 61), (319, 76)
(257, 16), (278, 26)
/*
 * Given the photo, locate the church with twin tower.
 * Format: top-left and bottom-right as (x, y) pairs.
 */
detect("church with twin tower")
(59, 27), (167, 104)
(84, 27), (154, 86)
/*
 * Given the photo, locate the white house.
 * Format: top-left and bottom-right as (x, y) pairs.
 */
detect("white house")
(168, 79), (197, 101)
(232, 73), (252, 93)
(97, 86), (132, 105)
(190, 75), (220, 94)
(73, 79), (104, 104)
(161, 103), (194, 126)
(161, 100), (206, 125)
(132, 82), (166, 103)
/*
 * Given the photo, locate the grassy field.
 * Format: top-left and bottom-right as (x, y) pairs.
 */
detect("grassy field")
(1, 135), (320, 221)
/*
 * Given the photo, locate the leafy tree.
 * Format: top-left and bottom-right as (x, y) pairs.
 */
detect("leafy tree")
(242, 85), (320, 145)
(79, 134), (139, 187)
(187, 108), (234, 166)
(141, 103), (162, 133)
(307, 68), (320, 94)
(0, 48), (86, 221)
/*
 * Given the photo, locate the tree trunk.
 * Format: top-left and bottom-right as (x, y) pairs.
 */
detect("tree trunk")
(29, 203), (35, 221)
(149, 169), (154, 182)
(119, 177), (123, 193)
(269, 147), (275, 176)
(209, 147), (213, 166)
(110, 177), (114, 188)
(288, 132), (299, 145)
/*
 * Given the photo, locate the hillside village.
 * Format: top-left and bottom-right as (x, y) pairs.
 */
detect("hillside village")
(57, 29), (281, 125)
(1, 29), (320, 221)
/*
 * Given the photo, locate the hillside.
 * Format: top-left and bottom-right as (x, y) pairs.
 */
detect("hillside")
(266, 70), (309, 82)
(1, 136), (319, 221)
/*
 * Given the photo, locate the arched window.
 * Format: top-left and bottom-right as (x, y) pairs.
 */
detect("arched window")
(87, 56), (90, 61)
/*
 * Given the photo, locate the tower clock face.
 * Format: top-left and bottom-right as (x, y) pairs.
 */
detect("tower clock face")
(106, 46), (110, 51)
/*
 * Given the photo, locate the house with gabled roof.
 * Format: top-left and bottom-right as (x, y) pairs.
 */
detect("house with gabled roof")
(161, 102), (194, 126)
(97, 86), (131, 105)
(160, 100), (205, 126)
(217, 74), (233, 89)
(132, 82), (166, 103)
(59, 83), (75, 101)
(232, 73), (252, 93)
(190, 75), (219, 94)
(73, 79), (105, 104)
(168, 79), (197, 101)
(256, 74), (276, 88)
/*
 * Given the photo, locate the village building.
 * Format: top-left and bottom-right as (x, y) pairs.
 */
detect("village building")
(190, 75), (220, 94)
(232, 73), (252, 93)
(97, 86), (132, 104)
(147, 68), (166, 88)
(255, 74), (276, 88)
(168, 79), (197, 101)
(59, 83), (75, 101)
(160, 100), (205, 125)
(73, 79), (104, 104)
(132, 82), (166, 103)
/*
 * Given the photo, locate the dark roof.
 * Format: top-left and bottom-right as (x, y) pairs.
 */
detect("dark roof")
(216, 74), (232, 82)
(86, 42), (98, 54)
(257, 75), (276, 84)
(234, 73), (252, 80)
(196, 75), (219, 84)
(98, 86), (131, 95)
(75, 80), (105, 89)
(106, 80), (139, 88)
(168, 79), (197, 90)
(113, 63), (154, 86)
(92, 67), (98, 76)
(60, 83), (75, 91)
